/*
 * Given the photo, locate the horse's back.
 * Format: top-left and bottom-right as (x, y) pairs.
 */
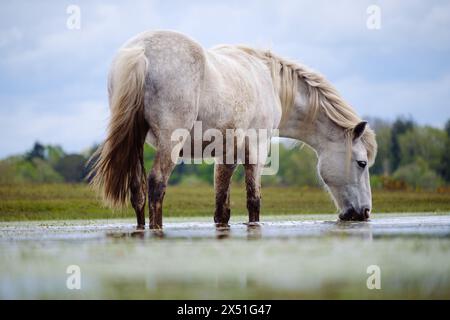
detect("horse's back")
(199, 45), (280, 130)
(124, 30), (206, 91)
(113, 30), (280, 147)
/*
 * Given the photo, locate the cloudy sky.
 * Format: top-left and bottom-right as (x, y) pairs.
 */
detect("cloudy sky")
(1, 0), (449, 157)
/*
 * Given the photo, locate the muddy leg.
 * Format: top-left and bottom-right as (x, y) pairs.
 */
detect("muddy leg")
(130, 164), (146, 229)
(214, 163), (236, 227)
(244, 164), (261, 223)
(148, 150), (176, 230)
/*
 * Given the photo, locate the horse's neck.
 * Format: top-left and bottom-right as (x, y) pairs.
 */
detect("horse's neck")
(278, 97), (341, 154)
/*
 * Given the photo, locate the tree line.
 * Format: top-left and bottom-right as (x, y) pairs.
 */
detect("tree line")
(1, 117), (449, 190)
(368, 117), (450, 190)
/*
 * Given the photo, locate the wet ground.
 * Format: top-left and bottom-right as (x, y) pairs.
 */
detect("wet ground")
(1, 213), (450, 299)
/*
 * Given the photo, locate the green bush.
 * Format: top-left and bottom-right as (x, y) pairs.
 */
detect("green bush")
(0, 157), (63, 184)
(393, 158), (444, 190)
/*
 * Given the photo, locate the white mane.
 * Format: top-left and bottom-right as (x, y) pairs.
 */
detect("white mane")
(233, 46), (377, 164)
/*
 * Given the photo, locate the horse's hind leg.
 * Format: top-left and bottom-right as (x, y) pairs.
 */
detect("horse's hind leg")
(130, 163), (146, 229)
(147, 148), (177, 230)
(214, 163), (237, 227)
(244, 164), (262, 224)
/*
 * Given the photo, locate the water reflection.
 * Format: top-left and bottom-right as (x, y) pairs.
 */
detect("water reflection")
(105, 228), (165, 240)
(104, 221), (376, 241)
(332, 220), (373, 240)
(99, 215), (450, 242)
(215, 226), (230, 240)
(150, 229), (165, 239)
(246, 223), (262, 240)
(106, 230), (145, 240)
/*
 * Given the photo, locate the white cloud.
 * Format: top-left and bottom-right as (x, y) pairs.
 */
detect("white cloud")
(1, 2), (162, 73)
(0, 100), (109, 157)
(334, 73), (450, 127)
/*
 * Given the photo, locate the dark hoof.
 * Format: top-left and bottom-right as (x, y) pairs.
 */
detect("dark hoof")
(215, 223), (230, 230)
(246, 221), (260, 227)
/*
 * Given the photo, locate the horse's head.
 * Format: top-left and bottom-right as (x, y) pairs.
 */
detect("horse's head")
(317, 121), (375, 221)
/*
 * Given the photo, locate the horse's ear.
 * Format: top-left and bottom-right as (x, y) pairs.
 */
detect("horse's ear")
(353, 121), (368, 140)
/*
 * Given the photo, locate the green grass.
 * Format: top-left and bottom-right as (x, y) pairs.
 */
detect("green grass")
(0, 183), (449, 221)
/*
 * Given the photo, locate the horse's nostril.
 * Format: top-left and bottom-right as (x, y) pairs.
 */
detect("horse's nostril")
(362, 207), (371, 219)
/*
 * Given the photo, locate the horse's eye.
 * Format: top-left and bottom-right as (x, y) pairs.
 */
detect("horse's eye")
(357, 161), (367, 169)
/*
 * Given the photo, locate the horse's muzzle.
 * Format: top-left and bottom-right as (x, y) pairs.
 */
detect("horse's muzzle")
(339, 206), (371, 221)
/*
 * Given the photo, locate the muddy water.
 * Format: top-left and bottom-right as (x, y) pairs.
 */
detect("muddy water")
(1, 213), (450, 299)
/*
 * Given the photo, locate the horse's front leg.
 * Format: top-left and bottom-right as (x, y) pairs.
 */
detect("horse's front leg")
(214, 163), (237, 227)
(244, 164), (262, 224)
(148, 150), (176, 230)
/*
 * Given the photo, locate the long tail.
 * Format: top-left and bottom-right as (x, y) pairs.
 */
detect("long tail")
(88, 45), (149, 208)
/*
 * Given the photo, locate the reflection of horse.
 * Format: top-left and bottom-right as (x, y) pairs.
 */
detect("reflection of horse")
(89, 30), (377, 230)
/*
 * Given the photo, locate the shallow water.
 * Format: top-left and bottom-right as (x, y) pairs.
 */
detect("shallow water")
(1, 213), (450, 299)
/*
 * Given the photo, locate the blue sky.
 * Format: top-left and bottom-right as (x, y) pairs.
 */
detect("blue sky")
(1, 0), (450, 158)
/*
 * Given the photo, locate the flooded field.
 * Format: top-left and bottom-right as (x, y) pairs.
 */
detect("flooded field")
(1, 213), (450, 299)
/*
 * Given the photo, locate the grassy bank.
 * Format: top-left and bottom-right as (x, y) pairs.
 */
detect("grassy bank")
(0, 183), (449, 221)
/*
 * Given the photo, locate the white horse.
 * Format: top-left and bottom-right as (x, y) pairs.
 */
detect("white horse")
(90, 30), (377, 229)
